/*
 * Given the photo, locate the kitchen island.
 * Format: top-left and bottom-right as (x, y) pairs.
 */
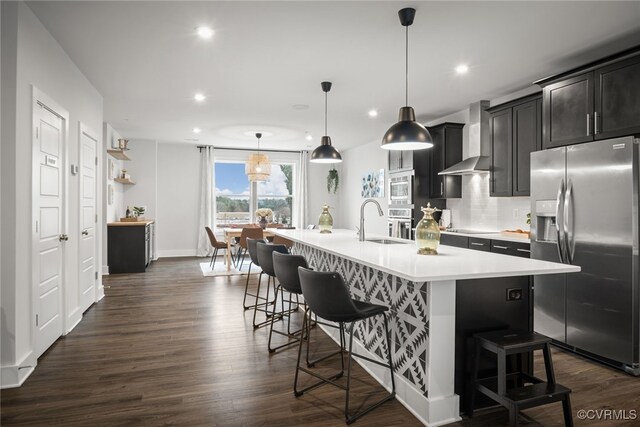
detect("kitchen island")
(273, 228), (579, 426)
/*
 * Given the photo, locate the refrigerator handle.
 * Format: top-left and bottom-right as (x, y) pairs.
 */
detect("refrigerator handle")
(564, 179), (574, 264)
(555, 179), (567, 263)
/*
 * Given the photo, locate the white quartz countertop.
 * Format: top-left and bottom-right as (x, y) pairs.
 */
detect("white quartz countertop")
(274, 229), (578, 282)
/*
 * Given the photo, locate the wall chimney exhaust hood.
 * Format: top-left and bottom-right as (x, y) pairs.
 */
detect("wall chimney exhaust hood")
(438, 100), (490, 176)
(438, 155), (489, 175)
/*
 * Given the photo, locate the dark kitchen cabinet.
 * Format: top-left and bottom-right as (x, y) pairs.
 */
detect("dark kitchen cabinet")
(428, 122), (463, 199)
(488, 94), (542, 197)
(468, 237), (490, 252)
(538, 49), (640, 148)
(595, 56), (640, 139)
(491, 239), (531, 258)
(489, 108), (513, 197)
(108, 222), (154, 273)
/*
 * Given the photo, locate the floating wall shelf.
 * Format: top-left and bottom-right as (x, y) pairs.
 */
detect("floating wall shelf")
(114, 177), (135, 185)
(107, 149), (131, 161)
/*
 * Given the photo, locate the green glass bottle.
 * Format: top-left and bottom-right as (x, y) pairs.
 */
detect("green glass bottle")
(415, 203), (441, 255)
(318, 205), (333, 234)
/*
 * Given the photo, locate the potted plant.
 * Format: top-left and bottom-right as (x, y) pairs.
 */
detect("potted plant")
(255, 208), (273, 230)
(327, 168), (339, 194)
(132, 206), (146, 220)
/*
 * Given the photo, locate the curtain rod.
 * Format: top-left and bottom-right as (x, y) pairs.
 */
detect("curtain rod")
(197, 145), (303, 154)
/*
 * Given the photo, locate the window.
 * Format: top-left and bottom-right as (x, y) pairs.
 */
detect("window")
(215, 163), (250, 225)
(214, 159), (296, 227)
(257, 164), (294, 226)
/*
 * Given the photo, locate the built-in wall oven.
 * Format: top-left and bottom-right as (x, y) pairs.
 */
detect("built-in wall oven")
(388, 206), (413, 240)
(388, 171), (414, 205)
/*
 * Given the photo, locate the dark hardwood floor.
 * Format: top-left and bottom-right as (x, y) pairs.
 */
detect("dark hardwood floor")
(2, 257), (638, 426)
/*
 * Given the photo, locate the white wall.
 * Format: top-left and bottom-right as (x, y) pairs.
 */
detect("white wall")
(1, 1), (103, 388)
(337, 140), (389, 236)
(156, 143), (200, 257)
(307, 161), (340, 228)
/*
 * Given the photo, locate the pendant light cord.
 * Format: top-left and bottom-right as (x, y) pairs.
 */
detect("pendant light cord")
(325, 91), (328, 135)
(405, 24), (409, 107)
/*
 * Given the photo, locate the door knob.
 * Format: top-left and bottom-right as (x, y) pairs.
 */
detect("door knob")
(82, 230), (89, 236)
(59, 234), (69, 241)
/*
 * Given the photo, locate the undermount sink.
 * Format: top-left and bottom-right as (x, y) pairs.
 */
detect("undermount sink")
(366, 239), (409, 245)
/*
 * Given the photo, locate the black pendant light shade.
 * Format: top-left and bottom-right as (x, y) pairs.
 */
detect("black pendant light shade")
(310, 81), (343, 163)
(381, 8), (433, 151)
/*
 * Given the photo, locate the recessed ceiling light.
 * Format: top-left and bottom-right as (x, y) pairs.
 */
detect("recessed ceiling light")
(455, 64), (469, 75)
(194, 93), (206, 102)
(292, 104), (310, 110)
(196, 26), (214, 39)
(368, 109), (378, 118)
(193, 127), (201, 134)
(305, 134), (313, 141)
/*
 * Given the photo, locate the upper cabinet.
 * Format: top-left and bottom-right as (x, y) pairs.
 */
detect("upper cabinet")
(538, 49), (640, 148)
(428, 123), (463, 198)
(388, 150), (413, 172)
(488, 94), (542, 197)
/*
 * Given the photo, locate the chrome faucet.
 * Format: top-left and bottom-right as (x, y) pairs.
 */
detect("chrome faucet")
(359, 199), (384, 241)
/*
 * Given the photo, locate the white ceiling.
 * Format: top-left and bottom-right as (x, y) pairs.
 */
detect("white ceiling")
(27, 1), (640, 151)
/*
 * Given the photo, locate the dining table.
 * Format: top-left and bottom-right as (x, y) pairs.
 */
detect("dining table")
(222, 228), (275, 271)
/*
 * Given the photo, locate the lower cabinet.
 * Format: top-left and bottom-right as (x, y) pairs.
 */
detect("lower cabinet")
(440, 234), (531, 258)
(108, 223), (154, 273)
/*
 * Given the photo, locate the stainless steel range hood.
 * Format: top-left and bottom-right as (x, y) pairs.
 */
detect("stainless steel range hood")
(438, 100), (490, 176)
(438, 155), (489, 175)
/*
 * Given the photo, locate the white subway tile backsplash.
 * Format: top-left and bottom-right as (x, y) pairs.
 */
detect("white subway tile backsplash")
(447, 174), (531, 231)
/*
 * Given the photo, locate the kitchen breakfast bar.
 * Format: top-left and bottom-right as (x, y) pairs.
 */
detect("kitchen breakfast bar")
(273, 229), (579, 426)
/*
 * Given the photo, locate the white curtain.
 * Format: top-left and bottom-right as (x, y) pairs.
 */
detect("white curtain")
(295, 151), (309, 229)
(196, 146), (215, 257)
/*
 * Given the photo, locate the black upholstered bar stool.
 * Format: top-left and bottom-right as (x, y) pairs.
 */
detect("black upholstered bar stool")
(243, 237), (268, 311)
(295, 267), (396, 425)
(468, 329), (573, 427)
(254, 242), (289, 329)
(269, 252), (307, 353)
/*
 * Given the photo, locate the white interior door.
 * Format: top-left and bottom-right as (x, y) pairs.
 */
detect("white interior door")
(79, 125), (97, 313)
(33, 100), (66, 358)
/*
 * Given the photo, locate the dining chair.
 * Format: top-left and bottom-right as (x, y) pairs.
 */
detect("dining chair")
(205, 226), (230, 268)
(236, 227), (264, 270)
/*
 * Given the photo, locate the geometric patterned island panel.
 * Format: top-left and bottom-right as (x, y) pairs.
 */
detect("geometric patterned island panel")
(294, 242), (431, 396)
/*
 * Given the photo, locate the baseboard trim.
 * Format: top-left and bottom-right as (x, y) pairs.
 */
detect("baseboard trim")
(157, 249), (197, 258)
(102, 265), (109, 275)
(0, 352), (36, 389)
(66, 310), (82, 334)
(319, 324), (460, 426)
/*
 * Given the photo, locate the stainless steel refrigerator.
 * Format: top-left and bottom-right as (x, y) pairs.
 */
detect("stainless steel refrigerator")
(530, 136), (639, 375)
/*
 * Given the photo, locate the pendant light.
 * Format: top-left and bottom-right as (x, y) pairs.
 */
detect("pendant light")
(310, 81), (343, 163)
(381, 8), (433, 151)
(246, 132), (271, 182)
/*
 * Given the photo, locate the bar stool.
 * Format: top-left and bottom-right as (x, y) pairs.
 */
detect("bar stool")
(468, 329), (573, 427)
(243, 237), (267, 310)
(295, 267), (396, 425)
(269, 252), (307, 353)
(254, 242), (289, 329)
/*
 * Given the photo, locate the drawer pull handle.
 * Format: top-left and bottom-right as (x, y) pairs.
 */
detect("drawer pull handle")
(470, 242), (485, 246)
(517, 248), (531, 253)
(493, 245), (509, 250)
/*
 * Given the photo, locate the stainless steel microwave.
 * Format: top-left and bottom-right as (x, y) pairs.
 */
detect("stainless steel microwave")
(388, 171), (414, 205)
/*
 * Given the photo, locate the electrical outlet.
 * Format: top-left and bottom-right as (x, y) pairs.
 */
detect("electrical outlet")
(513, 208), (519, 219)
(506, 288), (523, 301)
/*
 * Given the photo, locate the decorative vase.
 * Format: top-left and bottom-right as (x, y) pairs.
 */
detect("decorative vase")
(258, 216), (268, 230)
(318, 205), (333, 234)
(415, 203), (441, 255)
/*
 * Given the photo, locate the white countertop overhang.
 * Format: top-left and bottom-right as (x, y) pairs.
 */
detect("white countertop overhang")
(274, 229), (579, 282)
